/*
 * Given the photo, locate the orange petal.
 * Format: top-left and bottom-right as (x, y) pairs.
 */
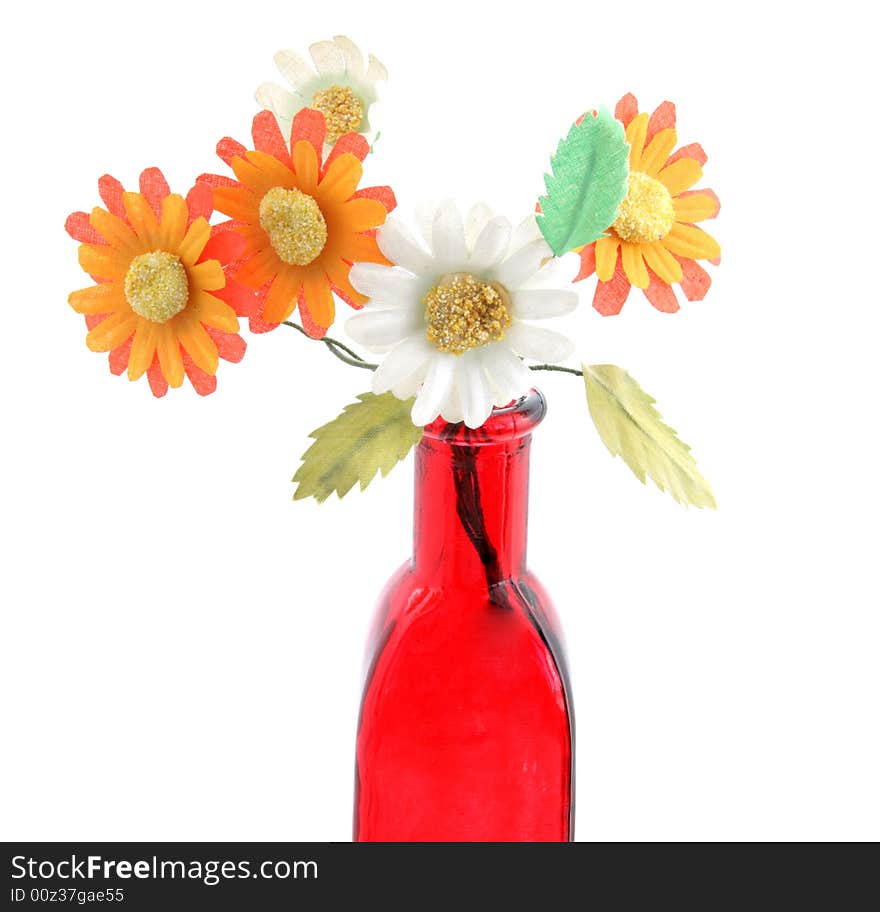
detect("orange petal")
(157, 194), (188, 251)
(642, 242), (683, 284)
(212, 185), (259, 222)
(176, 311), (219, 374)
(341, 232), (390, 266)
(614, 93), (639, 128)
(234, 247), (280, 289)
(178, 217), (211, 267)
(231, 154), (275, 195)
(139, 168), (170, 218)
(626, 112), (649, 169)
(325, 259), (366, 308)
(336, 197), (387, 233)
(128, 320), (158, 381)
(78, 244), (130, 281)
(595, 236), (620, 282)
(189, 259), (225, 292)
(646, 101), (676, 142)
(69, 283), (125, 315)
(673, 190), (721, 223)
(122, 192), (160, 246)
(89, 207), (142, 256)
(657, 158), (703, 197)
(621, 243), (649, 289)
(261, 270), (301, 324)
(299, 272), (334, 336)
(251, 110), (293, 168)
(316, 153), (362, 205)
(192, 290), (239, 332)
(244, 150), (297, 190)
(662, 224), (721, 260)
(638, 128), (677, 177)
(86, 311), (138, 352)
(644, 271), (680, 313)
(292, 140), (319, 193)
(156, 325), (185, 387)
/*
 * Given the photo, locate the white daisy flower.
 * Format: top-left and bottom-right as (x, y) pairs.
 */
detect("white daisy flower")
(256, 36), (387, 145)
(345, 201), (579, 429)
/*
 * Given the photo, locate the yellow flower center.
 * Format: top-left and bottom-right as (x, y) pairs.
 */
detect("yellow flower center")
(124, 250), (189, 323)
(423, 273), (513, 355)
(311, 84), (364, 144)
(259, 186), (328, 266)
(613, 171), (675, 244)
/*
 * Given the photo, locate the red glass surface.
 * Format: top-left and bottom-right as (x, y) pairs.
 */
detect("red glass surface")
(354, 390), (574, 842)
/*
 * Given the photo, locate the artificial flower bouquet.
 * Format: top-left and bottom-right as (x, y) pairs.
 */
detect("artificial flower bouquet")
(66, 34), (720, 506)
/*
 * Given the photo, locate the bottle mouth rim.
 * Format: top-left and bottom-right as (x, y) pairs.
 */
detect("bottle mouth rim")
(421, 388), (546, 444)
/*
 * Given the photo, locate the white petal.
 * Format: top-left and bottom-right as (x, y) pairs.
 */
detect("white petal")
(510, 214), (544, 253)
(372, 337), (433, 395)
(481, 344), (533, 403)
(505, 321), (575, 363)
(345, 309), (416, 351)
(439, 384), (463, 425)
(309, 40), (344, 77)
(457, 355), (494, 429)
(365, 54), (388, 85)
(464, 202), (494, 250)
(391, 361), (430, 400)
(511, 289), (578, 320)
(432, 201), (467, 269)
(521, 251), (580, 289)
(377, 219), (433, 274)
(332, 36), (365, 80)
(492, 238), (552, 289)
(274, 50), (315, 90)
(414, 200), (440, 247)
(468, 216), (512, 274)
(255, 83), (300, 121)
(349, 263), (422, 306)
(411, 354), (456, 426)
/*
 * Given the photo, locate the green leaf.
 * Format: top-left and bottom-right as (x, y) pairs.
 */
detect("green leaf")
(537, 108), (630, 256)
(292, 392), (423, 503)
(583, 364), (716, 509)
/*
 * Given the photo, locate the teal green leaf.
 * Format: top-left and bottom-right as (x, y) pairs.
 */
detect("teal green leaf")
(537, 108), (630, 256)
(293, 392), (423, 503)
(583, 364), (716, 509)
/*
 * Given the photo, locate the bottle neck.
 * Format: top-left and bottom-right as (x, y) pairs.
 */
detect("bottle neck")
(412, 394), (544, 588)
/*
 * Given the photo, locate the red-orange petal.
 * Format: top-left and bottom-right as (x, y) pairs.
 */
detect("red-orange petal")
(147, 354), (169, 398)
(614, 93), (639, 127)
(108, 336), (133, 375)
(206, 327), (247, 363)
(592, 260), (631, 316)
(182, 351), (217, 396)
(65, 211), (104, 245)
(289, 108), (327, 160)
(217, 136), (248, 166)
(324, 132), (370, 174)
(139, 168), (170, 218)
(197, 172), (240, 190)
(98, 174), (125, 217)
(668, 142), (707, 166)
(646, 101), (676, 142)
(575, 243), (597, 282)
(351, 185), (397, 214)
(644, 271), (680, 313)
(186, 183), (213, 225)
(252, 110), (293, 169)
(676, 256), (712, 301)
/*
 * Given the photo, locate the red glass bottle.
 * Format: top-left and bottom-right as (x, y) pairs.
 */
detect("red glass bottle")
(354, 389), (574, 841)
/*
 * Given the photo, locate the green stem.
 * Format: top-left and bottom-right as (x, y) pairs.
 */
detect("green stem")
(282, 321), (583, 378)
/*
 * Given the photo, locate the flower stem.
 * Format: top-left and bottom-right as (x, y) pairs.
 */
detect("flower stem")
(282, 321), (583, 378)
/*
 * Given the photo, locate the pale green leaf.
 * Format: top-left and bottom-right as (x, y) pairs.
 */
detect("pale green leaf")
(537, 108), (630, 256)
(583, 364), (716, 509)
(293, 392), (423, 503)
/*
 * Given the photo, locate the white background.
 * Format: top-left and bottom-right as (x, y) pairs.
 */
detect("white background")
(1, 0), (877, 841)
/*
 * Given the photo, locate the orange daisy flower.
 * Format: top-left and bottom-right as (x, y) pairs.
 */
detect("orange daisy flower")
(576, 93), (721, 315)
(65, 168), (257, 397)
(199, 108), (396, 337)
